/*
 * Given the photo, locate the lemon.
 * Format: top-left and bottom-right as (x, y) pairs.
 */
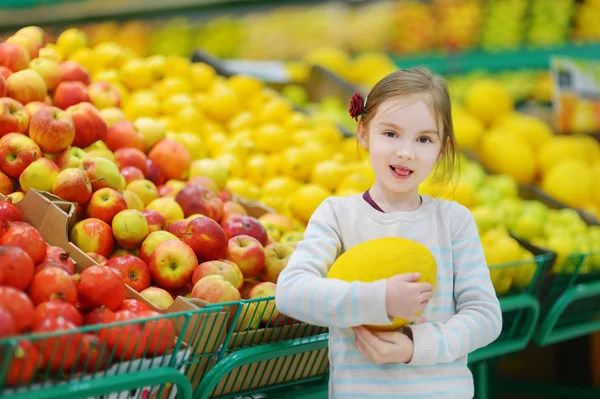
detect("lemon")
(290, 184), (331, 223)
(163, 55), (192, 79)
(216, 153), (243, 178)
(246, 154), (276, 185)
(168, 132), (206, 160)
(449, 180), (476, 208)
(203, 84), (241, 123)
(228, 75), (264, 99)
(119, 58), (154, 90)
(304, 47), (351, 79)
(453, 111), (484, 151)
(227, 111), (256, 132)
(537, 136), (589, 175)
(172, 105), (205, 135)
(254, 124), (290, 153)
(146, 55), (166, 80)
(258, 196), (287, 213)
(56, 28), (88, 58)
(314, 123), (343, 147)
(281, 147), (312, 182)
(464, 79), (513, 125)
(311, 160), (347, 192)
(155, 77), (191, 99)
(227, 178), (261, 200)
(542, 159), (593, 208)
(337, 172), (372, 193)
(259, 99), (293, 124)
(480, 130), (537, 184)
(189, 158), (229, 189)
(303, 141), (334, 164)
(262, 177), (301, 198)
(494, 113), (552, 151)
(190, 62), (216, 91)
(284, 112), (309, 130)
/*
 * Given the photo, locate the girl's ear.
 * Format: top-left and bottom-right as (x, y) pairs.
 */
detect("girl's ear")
(357, 122), (369, 149)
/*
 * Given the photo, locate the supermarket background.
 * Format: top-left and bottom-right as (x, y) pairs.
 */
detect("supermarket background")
(1, 0), (600, 398)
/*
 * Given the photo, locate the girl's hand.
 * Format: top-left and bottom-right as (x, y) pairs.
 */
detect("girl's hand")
(385, 272), (432, 323)
(353, 325), (414, 364)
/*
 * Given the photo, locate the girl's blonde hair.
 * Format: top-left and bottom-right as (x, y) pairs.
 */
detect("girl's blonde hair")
(357, 67), (459, 187)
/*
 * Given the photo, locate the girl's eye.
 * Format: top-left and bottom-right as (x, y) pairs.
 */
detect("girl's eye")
(384, 131), (396, 138)
(418, 136), (433, 143)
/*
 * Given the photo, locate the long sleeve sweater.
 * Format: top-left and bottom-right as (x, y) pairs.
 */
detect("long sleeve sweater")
(275, 194), (502, 399)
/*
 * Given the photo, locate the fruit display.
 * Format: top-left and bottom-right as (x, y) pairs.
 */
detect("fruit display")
(454, 79), (600, 219)
(571, 0), (600, 42)
(478, 0), (529, 52)
(526, 0), (575, 47)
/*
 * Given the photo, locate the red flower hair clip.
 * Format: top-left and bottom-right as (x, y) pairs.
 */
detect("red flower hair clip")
(349, 92), (366, 121)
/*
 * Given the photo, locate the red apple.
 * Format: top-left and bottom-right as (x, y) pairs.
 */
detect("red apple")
(221, 215), (268, 246)
(105, 255), (151, 292)
(88, 81), (120, 109)
(111, 209), (149, 250)
(24, 101), (48, 118)
(225, 235), (266, 279)
(158, 184), (176, 198)
(29, 57), (62, 90)
(70, 218), (114, 258)
(219, 188), (233, 202)
(146, 159), (165, 186)
(55, 146), (88, 170)
(0, 97), (29, 136)
(66, 102), (107, 148)
(0, 74), (5, 98)
(121, 166), (144, 184)
(0, 66), (11, 81)
(148, 139), (190, 181)
(36, 245), (75, 275)
(191, 274), (241, 304)
(167, 218), (191, 240)
(141, 209), (167, 233)
(52, 168), (92, 204)
(114, 147), (147, 174)
(6, 35), (41, 60)
(248, 282), (286, 326)
(139, 286), (174, 310)
(175, 184), (224, 221)
(0, 132), (41, 179)
(79, 156), (123, 192)
(0, 170), (13, 195)
(0, 42), (30, 72)
(139, 230), (178, 265)
(118, 298), (149, 313)
(104, 121), (145, 152)
(29, 106), (75, 153)
(19, 157), (59, 193)
(192, 260), (243, 289)
(59, 60), (91, 85)
(54, 81), (90, 110)
(86, 187), (128, 224)
(260, 242), (294, 283)
(222, 201), (248, 221)
(6, 68), (46, 105)
(187, 176), (219, 194)
(182, 216), (228, 263)
(148, 240), (197, 290)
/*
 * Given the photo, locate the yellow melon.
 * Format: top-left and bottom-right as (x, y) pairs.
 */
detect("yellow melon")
(327, 237), (437, 331)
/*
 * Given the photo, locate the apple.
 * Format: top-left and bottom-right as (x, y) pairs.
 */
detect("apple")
(158, 184), (176, 198)
(111, 209), (149, 250)
(66, 102), (107, 148)
(105, 255), (151, 292)
(221, 215), (268, 246)
(6, 35), (41, 60)
(88, 82), (120, 109)
(59, 60), (91, 85)
(259, 214), (293, 234)
(7, 192), (24, 203)
(146, 159), (166, 186)
(24, 101), (48, 118)
(148, 139), (190, 181)
(126, 179), (158, 206)
(189, 158), (228, 189)
(80, 156), (123, 192)
(114, 148), (147, 175)
(110, 246), (140, 258)
(29, 57), (62, 90)
(146, 197), (185, 226)
(141, 209), (166, 233)
(240, 279), (260, 299)
(54, 81), (90, 110)
(52, 167), (92, 204)
(19, 157), (59, 193)
(0, 66), (11, 81)
(29, 106), (75, 154)
(192, 260), (243, 289)
(0, 97), (29, 136)
(0, 133), (41, 179)
(14, 26), (45, 48)
(104, 121), (145, 152)
(140, 286), (174, 310)
(121, 166), (144, 184)
(224, 235), (266, 279)
(148, 240), (197, 290)
(222, 201), (247, 221)
(261, 242), (294, 283)
(187, 176), (219, 194)
(70, 218), (114, 258)
(280, 231), (304, 249)
(86, 252), (108, 265)
(182, 216), (228, 262)
(233, 302), (261, 331)
(191, 275), (241, 304)
(86, 187), (128, 224)
(0, 74), (5, 97)
(0, 42), (30, 72)
(122, 189), (144, 211)
(134, 117), (165, 152)
(175, 184), (224, 221)
(54, 148), (85, 171)
(0, 171), (13, 195)
(6, 69), (46, 105)
(168, 218), (191, 240)
(248, 282), (284, 326)
(139, 230), (178, 264)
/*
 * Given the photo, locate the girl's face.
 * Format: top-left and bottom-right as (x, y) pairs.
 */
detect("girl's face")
(358, 94), (442, 198)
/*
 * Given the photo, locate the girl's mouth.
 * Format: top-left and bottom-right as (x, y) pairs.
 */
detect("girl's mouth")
(390, 165), (414, 179)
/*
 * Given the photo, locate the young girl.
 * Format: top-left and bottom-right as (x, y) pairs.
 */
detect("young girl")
(275, 67), (502, 398)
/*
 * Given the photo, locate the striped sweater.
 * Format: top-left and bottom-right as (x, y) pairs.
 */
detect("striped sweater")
(275, 194), (502, 398)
